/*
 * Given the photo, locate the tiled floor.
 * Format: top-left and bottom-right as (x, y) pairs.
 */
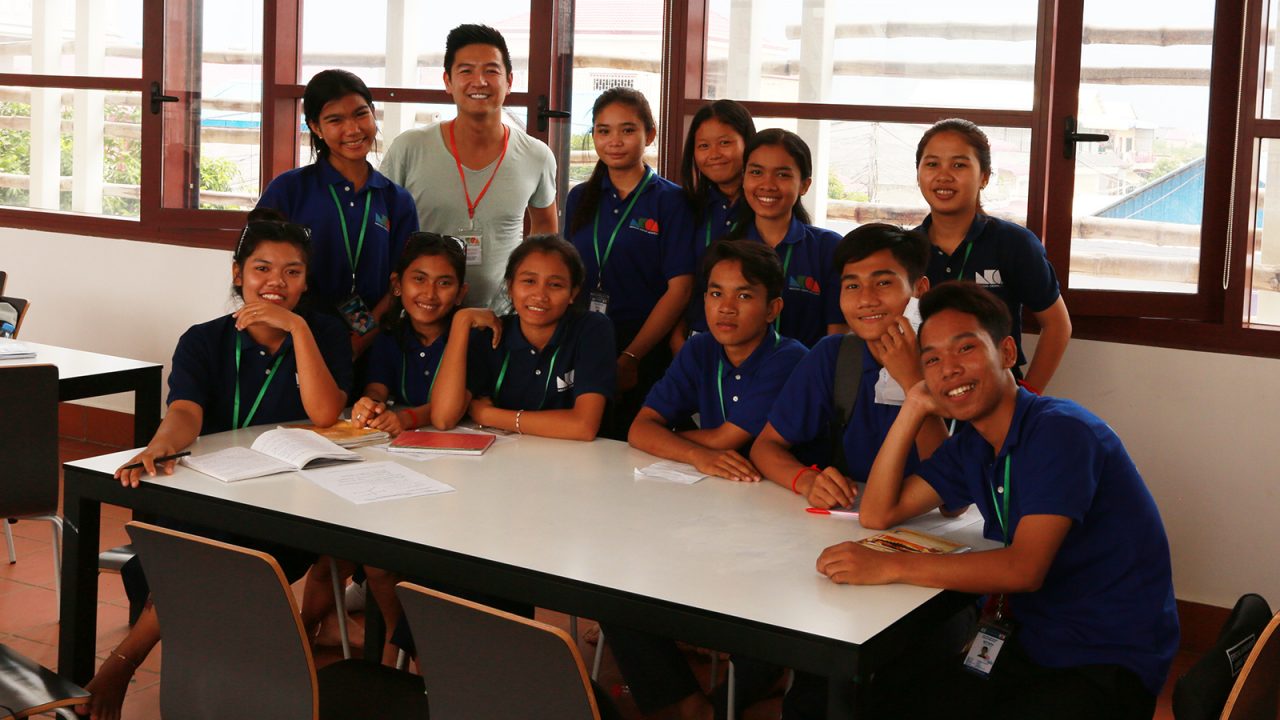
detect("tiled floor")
(1, 437), (1192, 719)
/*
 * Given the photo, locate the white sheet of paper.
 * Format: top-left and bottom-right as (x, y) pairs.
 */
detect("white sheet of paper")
(180, 447), (295, 482)
(250, 427), (358, 467)
(903, 505), (983, 535)
(634, 460), (709, 485)
(302, 461), (455, 504)
(874, 367), (906, 406)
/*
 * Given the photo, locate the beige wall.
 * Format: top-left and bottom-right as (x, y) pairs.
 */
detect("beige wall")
(4, 226), (1277, 607)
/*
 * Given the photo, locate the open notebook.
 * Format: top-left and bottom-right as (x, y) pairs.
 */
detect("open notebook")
(181, 428), (362, 482)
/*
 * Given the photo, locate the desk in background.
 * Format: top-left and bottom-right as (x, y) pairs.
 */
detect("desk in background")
(60, 429), (991, 719)
(1, 340), (161, 447)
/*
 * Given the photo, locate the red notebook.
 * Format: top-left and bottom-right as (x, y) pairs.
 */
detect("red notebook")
(388, 431), (496, 455)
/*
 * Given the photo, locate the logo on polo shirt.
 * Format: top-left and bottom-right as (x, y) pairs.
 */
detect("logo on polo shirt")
(974, 269), (1003, 288)
(628, 217), (660, 235)
(787, 275), (821, 296)
(556, 369), (575, 392)
(374, 213), (390, 232)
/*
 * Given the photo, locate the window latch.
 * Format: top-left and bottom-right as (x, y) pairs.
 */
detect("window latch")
(149, 82), (179, 115)
(536, 95), (571, 132)
(1063, 116), (1109, 160)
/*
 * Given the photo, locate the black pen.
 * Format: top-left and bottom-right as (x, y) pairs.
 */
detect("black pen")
(119, 451), (191, 470)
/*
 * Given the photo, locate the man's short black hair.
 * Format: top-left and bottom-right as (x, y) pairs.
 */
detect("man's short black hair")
(701, 240), (785, 301)
(444, 24), (513, 75)
(918, 281), (1012, 347)
(832, 223), (930, 283)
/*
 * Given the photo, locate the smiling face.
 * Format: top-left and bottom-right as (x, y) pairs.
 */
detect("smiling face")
(838, 249), (928, 340)
(693, 117), (747, 194)
(508, 250), (577, 332)
(308, 93), (376, 166)
(743, 143), (810, 224)
(233, 240), (307, 310)
(704, 259), (780, 352)
(919, 308), (1017, 423)
(916, 130), (990, 217)
(393, 254), (467, 333)
(592, 101), (654, 173)
(444, 43), (512, 117)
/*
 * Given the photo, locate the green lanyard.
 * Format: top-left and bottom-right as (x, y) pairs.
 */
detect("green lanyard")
(715, 329), (777, 423)
(493, 345), (562, 410)
(327, 187), (373, 294)
(401, 347), (445, 406)
(705, 217), (739, 248)
(233, 334), (288, 429)
(953, 241), (974, 281)
(771, 242), (796, 335)
(592, 169), (654, 287)
(988, 455), (1012, 546)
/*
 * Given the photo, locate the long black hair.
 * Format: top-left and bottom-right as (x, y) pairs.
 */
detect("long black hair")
(729, 128), (814, 239)
(380, 232), (468, 339)
(681, 100), (755, 221)
(302, 69), (376, 161)
(569, 87), (656, 235)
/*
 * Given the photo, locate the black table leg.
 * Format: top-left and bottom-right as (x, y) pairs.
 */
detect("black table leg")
(58, 471), (101, 684)
(132, 367), (162, 447)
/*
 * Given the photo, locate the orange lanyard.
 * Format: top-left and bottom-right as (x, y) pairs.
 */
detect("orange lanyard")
(448, 121), (511, 221)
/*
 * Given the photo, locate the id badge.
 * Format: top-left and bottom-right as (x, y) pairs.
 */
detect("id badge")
(962, 620), (1011, 678)
(589, 290), (609, 315)
(336, 293), (376, 336)
(456, 226), (483, 266)
(874, 367), (906, 406)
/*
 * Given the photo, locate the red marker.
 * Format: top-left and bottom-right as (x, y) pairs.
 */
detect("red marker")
(805, 506), (859, 519)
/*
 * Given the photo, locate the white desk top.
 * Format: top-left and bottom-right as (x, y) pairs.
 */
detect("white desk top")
(0, 339), (159, 380)
(69, 429), (993, 648)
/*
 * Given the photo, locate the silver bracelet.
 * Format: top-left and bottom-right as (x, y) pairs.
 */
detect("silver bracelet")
(515, 409), (524, 434)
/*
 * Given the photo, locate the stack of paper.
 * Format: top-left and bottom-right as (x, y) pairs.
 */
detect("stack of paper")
(0, 339), (36, 360)
(634, 460), (709, 485)
(283, 420), (389, 448)
(302, 461), (455, 504)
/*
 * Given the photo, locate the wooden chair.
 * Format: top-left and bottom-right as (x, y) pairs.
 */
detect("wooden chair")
(1221, 608), (1280, 719)
(0, 365), (63, 601)
(0, 296), (28, 338)
(396, 581), (601, 720)
(0, 643), (88, 719)
(126, 521), (427, 720)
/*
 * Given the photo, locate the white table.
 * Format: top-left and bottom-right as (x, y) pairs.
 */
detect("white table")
(0, 339), (161, 446)
(59, 428), (992, 718)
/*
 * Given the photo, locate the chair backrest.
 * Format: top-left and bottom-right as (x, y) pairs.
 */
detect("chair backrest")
(126, 521), (319, 720)
(0, 296), (28, 338)
(1221, 609), (1280, 719)
(395, 582), (600, 720)
(0, 364), (59, 518)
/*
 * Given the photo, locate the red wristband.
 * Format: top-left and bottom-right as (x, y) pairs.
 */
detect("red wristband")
(1016, 379), (1042, 396)
(401, 407), (419, 429)
(791, 464), (818, 495)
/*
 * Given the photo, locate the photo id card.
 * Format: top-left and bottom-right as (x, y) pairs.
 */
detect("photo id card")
(455, 225), (483, 266)
(336, 293), (377, 336)
(589, 290), (609, 315)
(962, 621), (1010, 678)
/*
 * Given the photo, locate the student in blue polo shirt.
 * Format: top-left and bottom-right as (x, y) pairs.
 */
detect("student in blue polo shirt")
(80, 210), (352, 720)
(431, 234), (616, 440)
(726, 128), (847, 348)
(604, 240), (806, 720)
(258, 69), (419, 358)
(563, 87), (694, 438)
(819, 282), (1176, 718)
(913, 118), (1071, 392)
(678, 99), (756, 346)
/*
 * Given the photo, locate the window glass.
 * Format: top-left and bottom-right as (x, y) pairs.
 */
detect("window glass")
(0, 0), (143, 78)
(300, 0), (531, 93)
(0, 86), (143, 218)
(703, 0), (1038, 110)
(1251, 140), (1280, 326)
(1262, 0), (1279, 120)
(1065, 1), (1214, 293)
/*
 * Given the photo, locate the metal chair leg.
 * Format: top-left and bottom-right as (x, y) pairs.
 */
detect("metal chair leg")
(396, 648), (408, 671)
(49, 516), (63, 605)
(727, 660), (736, 720)
(4, 519), (15, 564)
(328, 557), (351, 659)
(591, 627), (605, 681)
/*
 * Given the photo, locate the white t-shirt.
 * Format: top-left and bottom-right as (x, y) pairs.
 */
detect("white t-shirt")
(381, 122), (557, 310)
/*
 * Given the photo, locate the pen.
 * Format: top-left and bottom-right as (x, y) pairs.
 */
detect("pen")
(805, 506), (859, 519)
(120, 451), (191, 470)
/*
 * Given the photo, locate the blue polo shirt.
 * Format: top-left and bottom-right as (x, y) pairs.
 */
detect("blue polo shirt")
(915, 214), (1060, 369)
(687, 186), (745, 333)
(563, 167), (695, 327)
(167, 312), (353, 435)
(258, 157), (419, 310)
(746, 218), (842, 348)
(916, 389), (1178, 696)
(644, 329), (806, 439)
(364, 326), (449, 406)
(766, 334), (918, 479)
(466, 310), (616, 411)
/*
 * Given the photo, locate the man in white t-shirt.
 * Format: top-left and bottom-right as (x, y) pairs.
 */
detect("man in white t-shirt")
(381, 24), (558, 310)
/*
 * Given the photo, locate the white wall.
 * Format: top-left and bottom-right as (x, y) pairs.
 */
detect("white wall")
(5, 226), (1276, 608)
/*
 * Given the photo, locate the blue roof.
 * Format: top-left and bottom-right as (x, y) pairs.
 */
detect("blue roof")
(1095, 157), (1204, 226)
